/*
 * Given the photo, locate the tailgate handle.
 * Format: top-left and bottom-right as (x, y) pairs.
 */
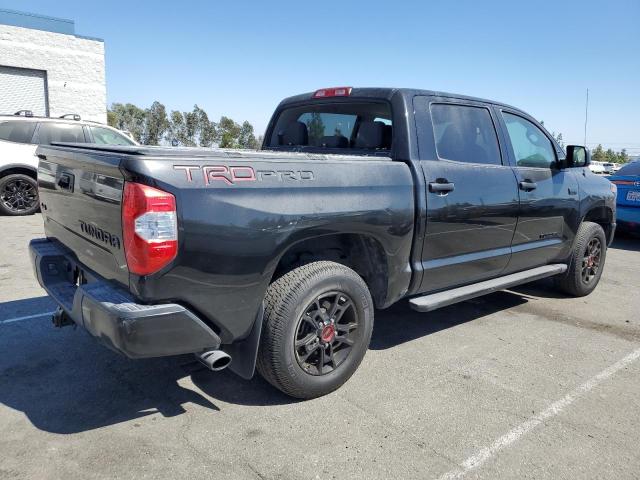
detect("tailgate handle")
(58, 173), (74, 192)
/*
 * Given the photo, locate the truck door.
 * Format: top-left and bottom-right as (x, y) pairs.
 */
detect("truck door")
(413, 97), (520, 293)
(495, 109), (580, 272)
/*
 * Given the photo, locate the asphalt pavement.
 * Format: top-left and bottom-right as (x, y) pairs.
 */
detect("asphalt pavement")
(1, 214), (639, 480)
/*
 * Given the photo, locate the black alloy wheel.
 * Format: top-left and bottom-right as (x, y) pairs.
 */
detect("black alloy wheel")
(581, 237), (602, 283)
(0, 174), (39, 216)
(294, 291), (359, 376)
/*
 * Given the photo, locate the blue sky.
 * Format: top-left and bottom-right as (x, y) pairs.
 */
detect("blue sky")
(2, 0), (639, 154)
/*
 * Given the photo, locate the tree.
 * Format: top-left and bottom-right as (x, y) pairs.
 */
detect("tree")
(168, 110), (188, 146)
(107, 103), (146, 142)
(592, 144), (606, 162)
(108, 100), (258, 150)
(218, 116), (241, 148)
(618, 149), (629, 164)
(142, 101), (169, 145)
(306, 113), (325, 146)
(194, 106), (216, 147)
(552, 132), (564, 148)
(238, 121), (258, 149)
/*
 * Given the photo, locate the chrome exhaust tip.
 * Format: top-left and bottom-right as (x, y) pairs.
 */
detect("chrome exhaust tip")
(196, 350), (232, 371)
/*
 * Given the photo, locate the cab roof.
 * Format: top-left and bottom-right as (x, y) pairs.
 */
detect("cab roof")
(278, 87), (528, 115)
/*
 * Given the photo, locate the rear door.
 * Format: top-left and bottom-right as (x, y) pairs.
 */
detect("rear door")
(496, 109), (580, 272)
(413, 97), (520, 293)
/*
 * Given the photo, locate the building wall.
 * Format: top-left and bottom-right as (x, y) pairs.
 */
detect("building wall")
(0, 24), (106, 123)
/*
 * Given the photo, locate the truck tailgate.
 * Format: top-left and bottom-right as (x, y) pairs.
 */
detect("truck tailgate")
(36, 145), (129, 286)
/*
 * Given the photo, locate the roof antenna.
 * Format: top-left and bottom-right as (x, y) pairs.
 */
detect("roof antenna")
(583, 88), (589, 146)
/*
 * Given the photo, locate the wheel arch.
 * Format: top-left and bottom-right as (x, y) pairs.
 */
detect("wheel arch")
(0, 164), (38, 180)
(269, 232), (390, 309)
(582, 205), (615, 244)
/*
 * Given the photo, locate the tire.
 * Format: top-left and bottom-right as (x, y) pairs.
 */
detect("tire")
(0, 174), (39, 216)
(555, 221), (607, 297)
(256, 261), (374, 399)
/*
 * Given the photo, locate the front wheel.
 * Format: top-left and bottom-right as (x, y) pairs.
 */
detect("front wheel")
(256, 261), (374, 399)
(0, 174), (39, 216)
(555, 221), (607, 297)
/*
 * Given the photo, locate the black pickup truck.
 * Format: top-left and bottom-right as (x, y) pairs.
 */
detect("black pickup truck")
(30, 87), (616, 398)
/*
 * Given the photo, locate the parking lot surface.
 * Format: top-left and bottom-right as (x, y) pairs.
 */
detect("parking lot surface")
(1, 214), (639, 480)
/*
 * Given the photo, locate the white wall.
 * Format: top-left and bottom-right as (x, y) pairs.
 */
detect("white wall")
(0, 24), (106, 123)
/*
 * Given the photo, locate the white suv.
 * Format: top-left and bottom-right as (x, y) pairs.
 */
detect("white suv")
(0, 112), (136, 216)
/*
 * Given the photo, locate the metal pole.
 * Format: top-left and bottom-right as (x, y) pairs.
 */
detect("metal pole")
(584, 88), (589, 146)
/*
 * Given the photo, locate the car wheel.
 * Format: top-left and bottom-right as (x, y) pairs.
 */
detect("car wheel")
(555, 221), (607, 297)
(0, 174), (39, 216)
(256, 261), (374, 399)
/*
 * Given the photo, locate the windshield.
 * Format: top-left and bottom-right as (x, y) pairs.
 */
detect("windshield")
(268, 102), (392, 153)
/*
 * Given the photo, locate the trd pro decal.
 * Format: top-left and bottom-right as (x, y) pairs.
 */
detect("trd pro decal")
(174, 165), (314, 186)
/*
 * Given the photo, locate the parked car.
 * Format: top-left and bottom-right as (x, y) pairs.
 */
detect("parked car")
(29, 87), (616, 399)
(609, 160), (640, 232)
(601, 162), (616, 174)
(0, 111), (137, 216)
(589, 161), (606, 174)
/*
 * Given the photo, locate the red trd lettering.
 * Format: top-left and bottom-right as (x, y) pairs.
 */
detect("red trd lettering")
(173, 165), (200, 182)
(229, 166), (256, 182)
(203, 165), (257, 185)
(203, 166), (233, 185)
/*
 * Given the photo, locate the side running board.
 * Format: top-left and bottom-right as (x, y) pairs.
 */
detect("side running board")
(409, 264), (567, 312)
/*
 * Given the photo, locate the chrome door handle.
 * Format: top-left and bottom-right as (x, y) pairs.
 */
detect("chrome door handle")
(518, 180), (537, 191)
(429, 181), (455, 194)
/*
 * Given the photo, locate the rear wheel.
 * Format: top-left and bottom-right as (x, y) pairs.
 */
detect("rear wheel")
(0, 174), (39, 216)
(555, 221), (607, 297)
(257, 261), (374, 399)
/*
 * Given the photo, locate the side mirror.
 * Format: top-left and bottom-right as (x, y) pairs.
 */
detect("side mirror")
(566, 145), (590, 168)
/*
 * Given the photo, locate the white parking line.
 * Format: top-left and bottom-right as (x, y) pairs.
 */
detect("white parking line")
(0, 311), (55, 325)
(437, 347), (640, 480)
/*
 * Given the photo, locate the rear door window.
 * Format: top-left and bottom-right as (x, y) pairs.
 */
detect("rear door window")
(430, 104), (502, 165)
(36, 123), (87, 145)
(90, 126), (135, 145)
(0, 121), (37, 144)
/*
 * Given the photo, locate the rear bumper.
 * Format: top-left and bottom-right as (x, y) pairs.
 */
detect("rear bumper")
(29, 238), (221, 359)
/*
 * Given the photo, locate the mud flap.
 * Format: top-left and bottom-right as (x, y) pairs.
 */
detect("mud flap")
(222, 304), (264, 380)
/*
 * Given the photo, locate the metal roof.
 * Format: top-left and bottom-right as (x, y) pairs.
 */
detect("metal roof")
(0, 8), (103, 42)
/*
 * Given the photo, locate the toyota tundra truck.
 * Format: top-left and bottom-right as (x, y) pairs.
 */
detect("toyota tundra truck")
(29, 87), (616, 399)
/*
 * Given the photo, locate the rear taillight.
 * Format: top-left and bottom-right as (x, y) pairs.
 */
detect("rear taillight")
(122, 182), (177, 276)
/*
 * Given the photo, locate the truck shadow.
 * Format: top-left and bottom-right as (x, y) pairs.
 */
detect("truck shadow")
(0, 287), (545, 434)
(609, 233), (640, 252)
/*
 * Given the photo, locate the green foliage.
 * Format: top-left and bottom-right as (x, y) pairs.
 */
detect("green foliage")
(108, 103), (146, 142)
(142, 101), (169, 145)
(107, 101), (258, 149)
(591, 144), (629, 164)
(592, 144), (605, 161)
(218, 116), (242, 148)
(237, 121), (259, 149)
